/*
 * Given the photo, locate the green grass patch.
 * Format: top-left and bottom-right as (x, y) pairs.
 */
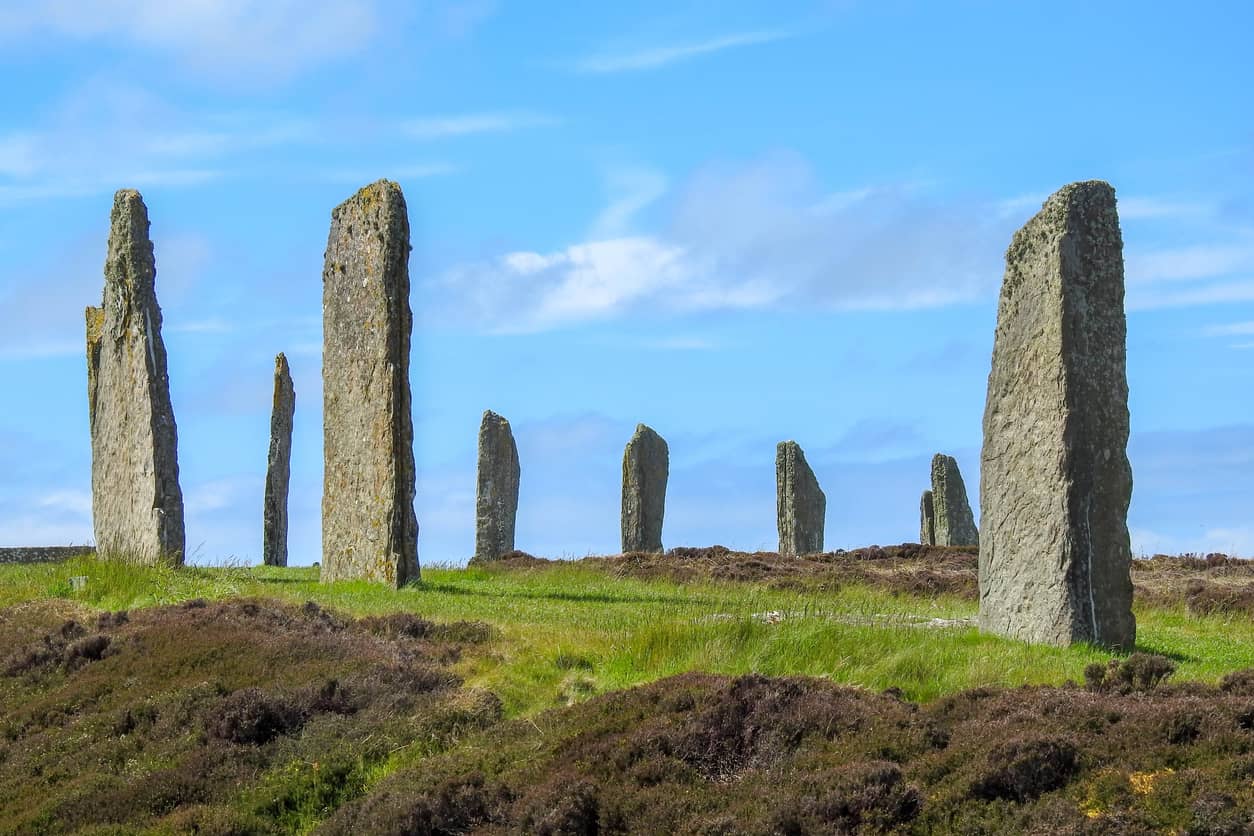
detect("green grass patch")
(5, 556), (1254, 716)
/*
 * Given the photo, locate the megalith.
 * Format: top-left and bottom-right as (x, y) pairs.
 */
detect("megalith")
(979, 180), (1135, 650)
(263, 353), (295, 567)
(930, 454), (979, 547)
(919, 490), (935, 546)
(776, 440), (825, 556)
(321, 180), (419, 586)
(86, 189), (185, 564)
(475, 410), (520, 561)
(621, 424), (668, 553)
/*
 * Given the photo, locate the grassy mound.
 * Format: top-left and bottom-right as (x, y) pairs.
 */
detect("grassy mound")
(2, 551), (1254, 832)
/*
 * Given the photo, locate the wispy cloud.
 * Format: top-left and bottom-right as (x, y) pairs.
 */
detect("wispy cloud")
(1202, 321), (1254, 337)
(402, 111), (556, 140)
(573, 30), (793, 73)
(0, 0), (379, 83)
(420, 152), (1013, 332)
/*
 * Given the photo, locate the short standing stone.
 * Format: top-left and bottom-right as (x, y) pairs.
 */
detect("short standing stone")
(475, 410), (520, 561)
(321, 180), (419, 586)
(621, 424), (668, 553)
(919, 490), (935, 546)
(930, 454), (979, 547)
(979, 180), (1135, 650)
(263, 353), (295, 567)
(87, 189), (185, 564)
(776, 441), (825, 556)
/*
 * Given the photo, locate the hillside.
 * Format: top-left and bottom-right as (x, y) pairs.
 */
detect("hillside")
(2, 549), (1254, 833)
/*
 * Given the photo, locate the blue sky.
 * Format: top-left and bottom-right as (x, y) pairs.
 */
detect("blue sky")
(1, 0), (1252, 564)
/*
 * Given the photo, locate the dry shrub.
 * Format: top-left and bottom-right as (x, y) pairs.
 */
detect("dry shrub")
(970, 735), (1081, 802)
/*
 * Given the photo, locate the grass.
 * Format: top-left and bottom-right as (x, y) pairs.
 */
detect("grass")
(5, 554), (1254, 716)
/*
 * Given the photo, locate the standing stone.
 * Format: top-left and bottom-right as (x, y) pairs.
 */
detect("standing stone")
(263, 353), (295, 567)
(930, 454), (979, 547)
(621, 424), (668, 553)
(86, 189), (185, 564)
(475, 410), (520, 561)
(919, 490), (935, 546)
(321, 180), (419, 586)
(979, 180), (1135, 651)
(776, 441), (825, 556)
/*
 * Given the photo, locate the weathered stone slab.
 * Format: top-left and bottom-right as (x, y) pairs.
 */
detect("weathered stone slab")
(919, 490), (935, 546)
(979, 180), (1135, 650)
(621, 424), (668, 553)
(931, 454), (979, 547)
(321, 180), (419, 586)
(263, 353), (295, 567)
(87, 189), (185, 564)
(776, 440), (825, 556)
(475, 410), (520, 561)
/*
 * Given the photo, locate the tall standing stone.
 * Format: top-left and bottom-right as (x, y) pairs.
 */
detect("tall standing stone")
(321, 180), (419, 586)
(475, 410), (520, 561)
(919, 490), (935, 546)
(979, 180), (1135, 650)
(263, 353), (295, 567)
(621, 424), (668, 553)
(930, 454), (979, 547)
(86, 190), (185, 564)
(776, 440), (825, 556)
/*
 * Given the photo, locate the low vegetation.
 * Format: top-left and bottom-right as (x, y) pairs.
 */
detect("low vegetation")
(0, 547), (1253, 832)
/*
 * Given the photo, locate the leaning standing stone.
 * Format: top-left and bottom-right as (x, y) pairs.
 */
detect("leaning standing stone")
(320, 180), (419, 586)
(263, 353), (295, 567)
(979, 180), (1135, 650)
(930, 454), (979, 547)
(919, 490), (935, 546)
(86, 189), (185, 564)
(475, 410), (520, 561)
(776, 440), (825, 556)
(621, 424), (668, 553)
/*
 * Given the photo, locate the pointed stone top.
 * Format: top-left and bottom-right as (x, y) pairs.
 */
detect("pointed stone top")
(632, 423), (662, 439)
(106, 189), (154, 297)
(275, 352), (289, 371)
(482, 409), (510, 427)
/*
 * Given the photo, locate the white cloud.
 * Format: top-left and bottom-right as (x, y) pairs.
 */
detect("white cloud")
(1202, 321), (1254, 337)
(1129, 280), (1254, 311)
(402, 111), (556, 140)
(573, 30), (793, 73)
(421, 153), (1012, 332)
(589, 165), (669, 239)
(37, 490), (92, 516)
(0, 81), (317, 205)
(0, 0), (379, 83)
(1125, 243), (1254, 284)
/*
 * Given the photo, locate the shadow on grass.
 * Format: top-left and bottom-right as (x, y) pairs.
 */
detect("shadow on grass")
(406, 581), (716, 609)
(1133, 644), (1198, 664)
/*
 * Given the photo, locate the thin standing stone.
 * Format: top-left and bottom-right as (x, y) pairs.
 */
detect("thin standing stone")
(320, 180), (419, 586)
(475, 410), (520, 561)
(87, 189), (185, 564)
(920, 490), (935, 546)
(621, 424), (668, 553)
(263, 353), (295, 567)
(979, 180), (1135, 650)
(776, 440), (825, 556)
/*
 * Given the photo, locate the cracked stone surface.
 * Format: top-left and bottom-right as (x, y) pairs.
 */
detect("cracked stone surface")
(979, 180), (1135, 651)
(320, 180), (419, 586)
(475, 410), (520, 561)
(776, 440), (825, 556)
(87, 189), (185, 564)
(621, 424), (668, 553)
(263, 353), (295, 567)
